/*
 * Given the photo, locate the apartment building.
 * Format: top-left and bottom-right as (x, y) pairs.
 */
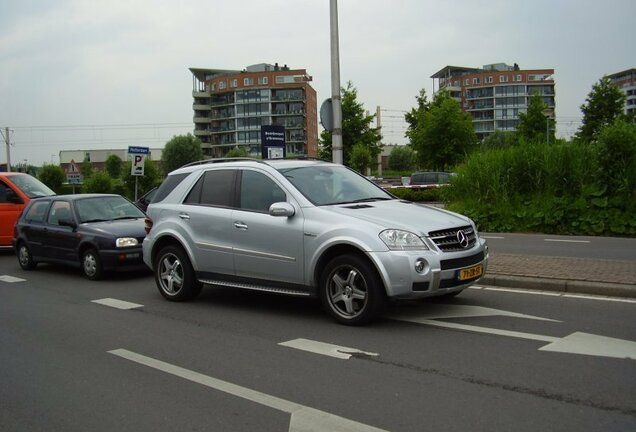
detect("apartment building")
(189, 63), (318, 158)
(607, 68), (636, 119)
(431, 63), (555, 140)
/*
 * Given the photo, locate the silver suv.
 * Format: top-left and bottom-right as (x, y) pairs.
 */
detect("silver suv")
(142, 159), (488, 325)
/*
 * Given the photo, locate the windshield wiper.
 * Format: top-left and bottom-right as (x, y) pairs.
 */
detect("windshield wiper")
(112, 216), (142, 220)
(331, 197), (393, 205)
(82, 218), (109, 223)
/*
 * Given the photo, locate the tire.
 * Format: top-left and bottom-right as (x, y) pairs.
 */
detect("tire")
(17, 242), (37, 270)
(154, 245), (202, 301)
(319, 254), (386, 326)
(82, 249), (104, 280)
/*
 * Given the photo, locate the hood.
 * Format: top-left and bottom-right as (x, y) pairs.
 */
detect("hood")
(324, 200), (471, 236)
(80, 218), (147, 238)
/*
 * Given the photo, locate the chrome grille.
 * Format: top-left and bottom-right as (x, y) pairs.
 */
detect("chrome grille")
(428, 225), (476, 252)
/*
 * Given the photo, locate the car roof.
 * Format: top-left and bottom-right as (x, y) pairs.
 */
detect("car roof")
(31, 193), (123, 201)
(169, 158), (336, 175)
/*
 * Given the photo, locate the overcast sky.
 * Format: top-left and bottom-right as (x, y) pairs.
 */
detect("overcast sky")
(1, 0), (634, 166)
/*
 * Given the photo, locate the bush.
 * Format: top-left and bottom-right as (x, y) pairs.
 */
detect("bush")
(82, 171), (114, 194)
(444, 138), (636, 236)
(388, 187), (444, 202)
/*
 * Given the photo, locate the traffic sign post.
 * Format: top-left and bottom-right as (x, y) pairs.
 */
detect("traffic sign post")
(65, 159), (81, 194)
(128, 147), (149, 201)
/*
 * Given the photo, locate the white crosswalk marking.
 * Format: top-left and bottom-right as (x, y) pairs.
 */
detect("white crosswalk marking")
(91, 298), (143, 310)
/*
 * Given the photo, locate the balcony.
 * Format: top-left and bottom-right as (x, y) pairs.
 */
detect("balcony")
(194, 129), (210, 137)
(193, 104), (211, 110)
(192, 90), (210, 97)
(193, 116), (210, 123)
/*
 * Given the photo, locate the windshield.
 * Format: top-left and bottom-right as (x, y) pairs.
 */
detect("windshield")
(279, 165), (394, 206)
(76, 196), (145, 223)
(7, 174), (56, 198)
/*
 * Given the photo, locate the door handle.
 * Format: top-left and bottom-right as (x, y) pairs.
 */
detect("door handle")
(178, 213), (190, 220)
(234, 221), (248, 230)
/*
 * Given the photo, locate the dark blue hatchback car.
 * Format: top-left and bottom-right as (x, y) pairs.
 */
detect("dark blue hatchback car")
(13, 194), (148, 280)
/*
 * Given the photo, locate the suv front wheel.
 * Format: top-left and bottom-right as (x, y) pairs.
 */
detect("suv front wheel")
(154, 245), (202, 301)
(319, 254), (386, 325)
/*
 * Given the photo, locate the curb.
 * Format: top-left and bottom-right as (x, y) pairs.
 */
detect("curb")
(481, 275), (636, 299)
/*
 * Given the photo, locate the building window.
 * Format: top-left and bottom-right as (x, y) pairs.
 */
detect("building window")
(514, 74), (522, 82)
(464, 79), (470, 85)
(473, 78), (480, 85)
(219, 81), (226, 90)
(486, 76), (493, 84)
(211, 83), (216, 91)
(500, 75), (509, 83)
(244, 78), (254, 86)
(258, 76), (268, 85)
(230, 79), (238, 88)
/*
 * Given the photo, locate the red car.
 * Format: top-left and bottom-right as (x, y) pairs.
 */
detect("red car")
(0, 172), (56, 247)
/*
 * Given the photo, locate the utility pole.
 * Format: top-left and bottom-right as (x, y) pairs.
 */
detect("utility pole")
(330, 0), (343, 164)
(2, 127), (11, 172)
(376, 106), (382, 176)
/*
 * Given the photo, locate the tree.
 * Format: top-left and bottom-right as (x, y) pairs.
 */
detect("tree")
(39, 164), (66, 192)
(105, 154), (123, 178)
(161, 134), (204, 174)
(576, 76), (627, 143)
(408, 90), (477, 170)
(319, 81), (382, 166)
(80, 156), (93, 179)
(480, 130), (519, 150)
(517, 93), (554, 143)
(349, 143), (373, 173)
(404, 88), (430, 141)
(82, 171), (113, 193)
(225, 146), (249, 158)
(388, 146), (415, 171)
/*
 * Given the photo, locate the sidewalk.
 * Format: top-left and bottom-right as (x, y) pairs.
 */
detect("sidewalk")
(483, 253), (636, 298)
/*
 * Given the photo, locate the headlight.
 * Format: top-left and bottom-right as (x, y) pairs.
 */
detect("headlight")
(379, 229), (429, 251)
(116, 237), (139, 248)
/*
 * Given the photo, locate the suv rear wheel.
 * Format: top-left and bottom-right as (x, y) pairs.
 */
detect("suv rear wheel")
(320, 254), (386, 325)
(154, 245), (202, 301)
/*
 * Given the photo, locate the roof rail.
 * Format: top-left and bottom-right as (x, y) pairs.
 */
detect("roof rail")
(181, 157), (264, 168)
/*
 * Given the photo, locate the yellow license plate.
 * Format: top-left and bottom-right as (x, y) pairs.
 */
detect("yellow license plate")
(458, 264), (483, 281)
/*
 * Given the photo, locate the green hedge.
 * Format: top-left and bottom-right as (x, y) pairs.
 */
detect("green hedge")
(445, 138), (636, 236)
(388, 187), (444, 202)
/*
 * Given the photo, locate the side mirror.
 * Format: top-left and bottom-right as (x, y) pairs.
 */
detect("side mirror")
(58, 218), (77, 229)
(6, 189), (23, 204)
(269, 202), (295, 217)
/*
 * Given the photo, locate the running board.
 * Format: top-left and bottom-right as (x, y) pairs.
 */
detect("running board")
(199, 279), (311, 297)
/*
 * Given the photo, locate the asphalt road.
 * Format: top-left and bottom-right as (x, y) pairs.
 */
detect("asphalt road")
(1, 252), (635, 432)
(481, 232), (636, 261)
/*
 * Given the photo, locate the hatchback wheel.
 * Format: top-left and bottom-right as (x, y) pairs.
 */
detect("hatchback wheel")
(17, 242), (37, 270)
(82, 249), (103, 280)
(320, 254), (386, 325)
(154, 245), (201, 301)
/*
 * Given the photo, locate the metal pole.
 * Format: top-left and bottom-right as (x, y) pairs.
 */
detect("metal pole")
(4, 127), (11, 172)
(330, 0), (343, 165)
(376, 106), (382, 176)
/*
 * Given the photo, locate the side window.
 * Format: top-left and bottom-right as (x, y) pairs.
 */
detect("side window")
(183, 176), (204, 204)
(239, 170), (286, 213)
(24, 201), (50, 223)
(47, 201), (73, 225)
(153, 173), (190, 204)
(0, 181), (10, 203)
(200, 170), (235, 207)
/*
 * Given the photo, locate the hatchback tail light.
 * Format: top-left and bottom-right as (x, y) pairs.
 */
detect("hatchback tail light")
(144, 217), (153, 234)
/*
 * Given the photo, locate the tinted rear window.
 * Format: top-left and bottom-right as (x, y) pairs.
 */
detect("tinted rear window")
(153, 173), (189, 203)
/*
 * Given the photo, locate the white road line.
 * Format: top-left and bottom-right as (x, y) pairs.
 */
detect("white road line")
(412, 319), (558, 343)
(278, 339), (379, 360)
(543, 239), (591, 243)
(108, 349), (387, 432)
(472, 286), (636, 304)
(92, 298), (143, 310)
(481, 236), (505, 239)
(0, 275), (26, 283)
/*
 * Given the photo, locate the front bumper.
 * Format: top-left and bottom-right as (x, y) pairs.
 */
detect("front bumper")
(369, 239), (488, 299)
(99, 247), (149, 273)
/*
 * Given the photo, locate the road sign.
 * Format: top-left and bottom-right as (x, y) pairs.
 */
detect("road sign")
(320, 98), (333, 131)
(131, 154), (146, 176)
(66, 159), (82, 184)
(128, 146), (149, 155)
